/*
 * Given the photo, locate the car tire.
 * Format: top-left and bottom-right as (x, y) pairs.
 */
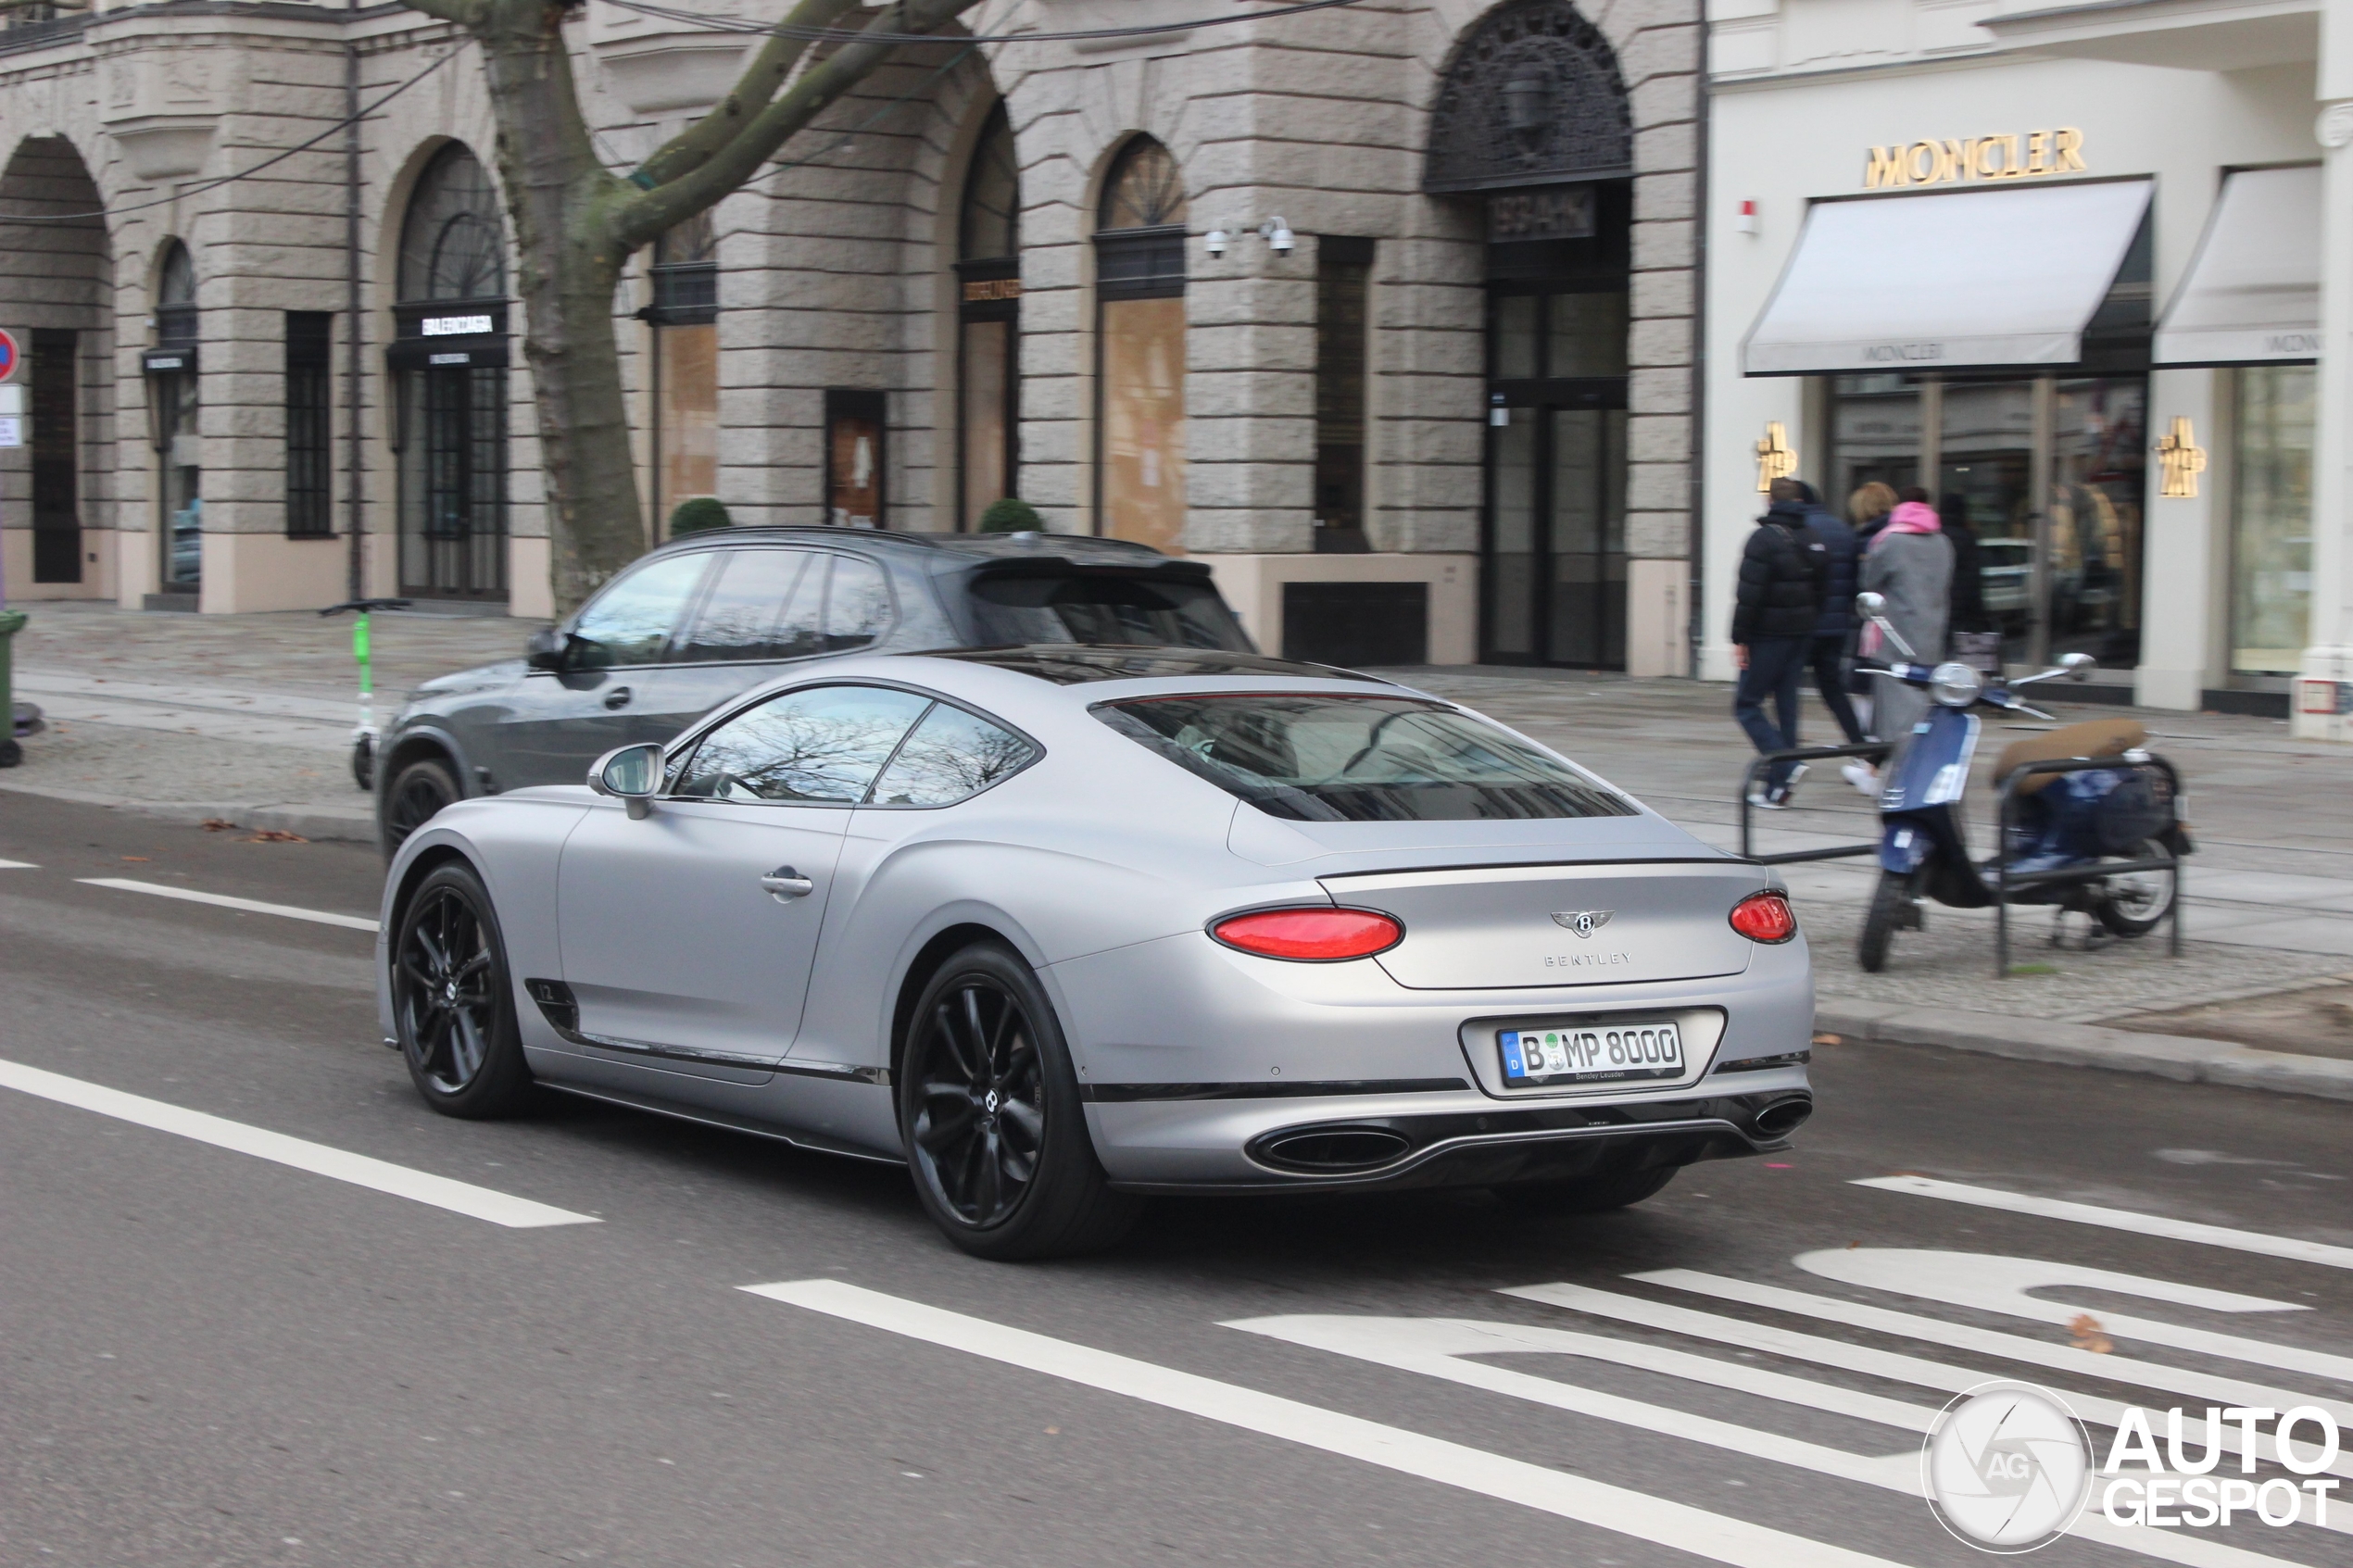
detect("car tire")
(381, 754), (459, 858)
(390, 861), (535, 1119)
(1493, 1164), (1678, 1214)
(1858, 870), (1911, 973)
(2095, 839), (2177, 938)
(898, 941), (1139, 1261)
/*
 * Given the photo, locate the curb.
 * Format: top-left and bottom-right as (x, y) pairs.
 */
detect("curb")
(0, 781), (378, 846)
(1817, 1000), (2353, 1105)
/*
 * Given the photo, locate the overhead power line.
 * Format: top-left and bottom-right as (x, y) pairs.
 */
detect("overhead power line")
(598, 0), (1369, 46)
(0, 45), (461, 225)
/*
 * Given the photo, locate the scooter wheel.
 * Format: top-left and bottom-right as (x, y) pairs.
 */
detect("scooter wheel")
(2095, 840), (2176, 937)
(1859, 872), (1912, 972)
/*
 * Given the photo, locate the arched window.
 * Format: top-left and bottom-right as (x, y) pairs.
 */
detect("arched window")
(956, 105), (1020, 529)
(398, 144), (505, 303)
(392, 143), (510, 601)
(156, 241), (196, 344)
(1094, 137), (1187, 552)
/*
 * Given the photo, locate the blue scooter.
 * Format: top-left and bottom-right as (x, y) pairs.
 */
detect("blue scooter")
(1852, 592), (2190, 973)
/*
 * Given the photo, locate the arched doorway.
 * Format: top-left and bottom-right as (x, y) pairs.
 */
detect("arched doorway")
(390, 143), (510, 603)
(146, 241), (201, 594)
(1093, 136), (1187, 551)
(0, 136), (109, 593)
(956, 104), (1019, 529)
(1428, 1), (1634, 668)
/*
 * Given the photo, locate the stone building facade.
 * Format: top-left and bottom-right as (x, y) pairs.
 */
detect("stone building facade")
(0, 0), (1700, 675)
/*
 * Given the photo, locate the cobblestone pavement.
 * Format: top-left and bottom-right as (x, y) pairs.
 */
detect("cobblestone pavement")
(7, 604), (2352, 1027)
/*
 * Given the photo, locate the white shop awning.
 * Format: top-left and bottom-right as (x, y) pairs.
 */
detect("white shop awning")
(2153, 164), (2320, 366)
(1742, 180), (2153, 376)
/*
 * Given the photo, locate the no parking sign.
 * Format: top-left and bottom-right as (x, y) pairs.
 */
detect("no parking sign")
(0, 329), (20, 383)
(0, 331), (21, 446)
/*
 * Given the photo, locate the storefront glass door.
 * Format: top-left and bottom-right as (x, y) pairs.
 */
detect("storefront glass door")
(2230, 366), (2314, 673)
(1937, 379), (2036, 663)
(398, 366), (508, 600)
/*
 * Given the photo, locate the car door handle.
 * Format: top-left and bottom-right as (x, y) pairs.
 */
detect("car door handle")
(760, 866), (815, 902)
(603, 686), (634, 711)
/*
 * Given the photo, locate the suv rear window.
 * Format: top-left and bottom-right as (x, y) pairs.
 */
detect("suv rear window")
(1094, 694), (1638, 822)
(964, 571), (1251, 651)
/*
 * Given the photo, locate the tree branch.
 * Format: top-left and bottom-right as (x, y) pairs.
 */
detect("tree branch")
(610, 0), (985, 251)
(630, 0), (863, 194)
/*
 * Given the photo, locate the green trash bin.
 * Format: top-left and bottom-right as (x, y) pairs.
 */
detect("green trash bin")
(0, 608), (24, 768)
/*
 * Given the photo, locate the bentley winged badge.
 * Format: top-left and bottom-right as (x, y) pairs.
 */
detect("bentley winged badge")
(1551, 910), (1615, 939)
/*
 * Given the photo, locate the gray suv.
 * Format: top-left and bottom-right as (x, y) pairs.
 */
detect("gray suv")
(375, 529), (1254, 854)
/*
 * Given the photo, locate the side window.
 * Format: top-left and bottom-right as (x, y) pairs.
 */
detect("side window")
(568, 552), (711, 668)
(676, 549), (811, 663)
(774, 556), (829, 659)
(868, 702), (1038, 807)
(673, 684), (932, 804)
(822, 556), (892, 652)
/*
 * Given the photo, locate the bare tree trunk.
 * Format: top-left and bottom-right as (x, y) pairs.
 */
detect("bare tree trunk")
(407, 0), (988, 613)
(467, 2), (642, 612)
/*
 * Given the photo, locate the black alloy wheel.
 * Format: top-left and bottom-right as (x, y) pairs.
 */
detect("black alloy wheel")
(392, 862), (532, 1117)
(380, 755), (459, 858)
(899, 943), (1138, 1260)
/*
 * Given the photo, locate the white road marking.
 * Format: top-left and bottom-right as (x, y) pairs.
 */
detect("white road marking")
(1636, 1269), (2353, 1434)
(1796, 1248), (2353, 1386)
(0, 1058), (596, 1228)
(1856, 1175), (2353, 1272)
(78, 878), (380, 932)
(0, 859), (35, 869)
(748, 1278), (1919, 1568)
(1231, 1314), (2325, 1562)
(1506, 1281), (2352, 1481)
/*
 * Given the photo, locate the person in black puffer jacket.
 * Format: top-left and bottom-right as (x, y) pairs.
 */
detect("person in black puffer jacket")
(1796, 482), (1866, 746)
(1732, 478), (1831, 807)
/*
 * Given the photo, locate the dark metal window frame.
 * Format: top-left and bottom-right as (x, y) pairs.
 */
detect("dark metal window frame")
(285, 312), (334, 538)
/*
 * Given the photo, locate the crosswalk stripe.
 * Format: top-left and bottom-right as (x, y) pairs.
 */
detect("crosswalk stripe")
(1230, 1314), (2325, 1563)
(1633, 1269), (2353, 1433)
(1855, 1175), (2353, 1272)
(0, 1057), (596, 1229)
(77, 878), (380, 932)
(1504, 1282), (2353, 1483)
(748, 1278), (1921, 1568)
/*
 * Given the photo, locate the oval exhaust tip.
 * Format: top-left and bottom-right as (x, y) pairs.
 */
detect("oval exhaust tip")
(1258, 1127), (1413, 1173)
(1752, 1097), (1813, 1139)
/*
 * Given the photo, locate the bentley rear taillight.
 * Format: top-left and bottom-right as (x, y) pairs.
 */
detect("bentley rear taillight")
(1210, 908), (1403, 961)
(1729, 891), (1798, 944)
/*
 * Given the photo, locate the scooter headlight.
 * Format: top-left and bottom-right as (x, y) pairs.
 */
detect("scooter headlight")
(1929, 661), (1983, 708)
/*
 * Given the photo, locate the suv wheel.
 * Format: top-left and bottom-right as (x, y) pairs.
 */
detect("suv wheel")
(381, 755), (460, 858)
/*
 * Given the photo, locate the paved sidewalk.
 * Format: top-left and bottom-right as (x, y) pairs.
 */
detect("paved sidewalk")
(6, 602), (2352, 1098)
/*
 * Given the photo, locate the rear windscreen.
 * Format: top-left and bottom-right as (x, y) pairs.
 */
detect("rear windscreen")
(964, 572), (1252, 652)
(1094, 694), (1639, 822)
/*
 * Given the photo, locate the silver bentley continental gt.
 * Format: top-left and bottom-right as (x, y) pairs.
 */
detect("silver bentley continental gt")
(377, 646), (1814, 1259)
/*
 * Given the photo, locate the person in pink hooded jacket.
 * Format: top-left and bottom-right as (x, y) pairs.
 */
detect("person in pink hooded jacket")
(1856, 486), (1954, 774)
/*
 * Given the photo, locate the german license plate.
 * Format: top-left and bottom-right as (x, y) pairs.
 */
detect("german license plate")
(1500, 1021), (1684, 1086)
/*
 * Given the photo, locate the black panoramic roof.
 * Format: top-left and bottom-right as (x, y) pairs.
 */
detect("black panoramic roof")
(930, 645), (1387, 685)
(652, 526), (1184, 571)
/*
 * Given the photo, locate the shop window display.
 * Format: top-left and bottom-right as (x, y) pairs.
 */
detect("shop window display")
(2231, 366), (2314, 674)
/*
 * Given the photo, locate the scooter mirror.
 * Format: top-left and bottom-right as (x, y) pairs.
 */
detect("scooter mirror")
(1855, 592), (1886, 616)
(2059, 651), (2095, 680)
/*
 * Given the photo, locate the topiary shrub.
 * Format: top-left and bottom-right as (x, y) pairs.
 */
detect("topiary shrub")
(976, 496), (1042, 534)
(669, 496), (732, 537)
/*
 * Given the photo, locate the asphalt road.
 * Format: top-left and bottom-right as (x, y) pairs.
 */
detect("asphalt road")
(2, 792), (2347, 1568)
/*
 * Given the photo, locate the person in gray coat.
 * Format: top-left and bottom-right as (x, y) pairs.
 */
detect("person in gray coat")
(1858, 485), (1953, 768)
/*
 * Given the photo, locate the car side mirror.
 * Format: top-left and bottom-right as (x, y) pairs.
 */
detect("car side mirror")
(1854, 591), (1886, 616)
(525, 625), (569, 672)
(2060, 651), (2095, 681)
(588, 742), (663, 819)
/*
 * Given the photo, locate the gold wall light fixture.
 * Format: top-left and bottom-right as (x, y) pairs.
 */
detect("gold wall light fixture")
(1755, 420), (1797, 493)
(2155, 415), (2207, 499)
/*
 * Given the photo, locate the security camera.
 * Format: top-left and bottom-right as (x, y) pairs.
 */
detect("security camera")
(1203, 229), (1228, 257)
(1259, 217), (1294, 253)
